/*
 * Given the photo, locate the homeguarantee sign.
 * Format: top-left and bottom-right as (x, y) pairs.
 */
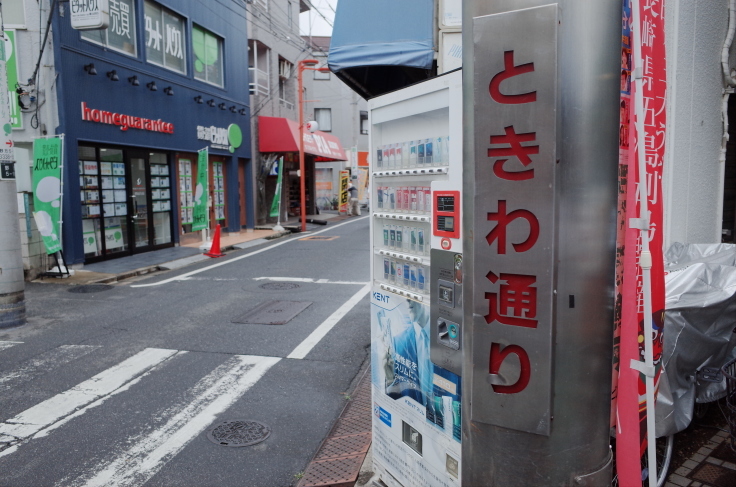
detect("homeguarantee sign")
(81, 102), (174, 134)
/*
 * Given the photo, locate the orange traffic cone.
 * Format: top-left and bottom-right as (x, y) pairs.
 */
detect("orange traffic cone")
(204, 224), (226, 258)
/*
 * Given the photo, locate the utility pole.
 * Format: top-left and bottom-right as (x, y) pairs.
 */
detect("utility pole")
(0, 6), (26, 328)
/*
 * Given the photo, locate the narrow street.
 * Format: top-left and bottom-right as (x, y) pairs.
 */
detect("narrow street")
(0, 216), (370, 487)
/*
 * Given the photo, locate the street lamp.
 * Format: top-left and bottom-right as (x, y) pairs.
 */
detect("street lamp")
(297, 59), (331, 231)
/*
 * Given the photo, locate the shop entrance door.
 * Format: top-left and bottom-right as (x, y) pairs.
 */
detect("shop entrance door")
(129, 153), (152, 253)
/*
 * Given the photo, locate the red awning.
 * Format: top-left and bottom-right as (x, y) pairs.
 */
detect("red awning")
(258, 116), (348, 161)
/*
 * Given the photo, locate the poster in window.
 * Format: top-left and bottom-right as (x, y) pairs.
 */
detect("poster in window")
(84, 176), (98, 188)
(115, 203), (128, 216)
(84, 161), (98, 175)
(160, 188), (170, 200)
(159, 165), (169, 175)
(102, 190), (114, 202)
(152, 189), (161, 200)
(112, 163), (125, 175)
(86, 205), (101, 217)
(153, 201), (162, 212)
(113, 177), (126, 189)
(101, 177), (113, 189)
(85, 190), (100, 203)
(103, 204), (115, 216)
(160, 177), (170, 187)
(100, 162), (112, 175)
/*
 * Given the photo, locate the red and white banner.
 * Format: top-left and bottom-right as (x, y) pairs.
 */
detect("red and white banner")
(616, 0), (667, 484)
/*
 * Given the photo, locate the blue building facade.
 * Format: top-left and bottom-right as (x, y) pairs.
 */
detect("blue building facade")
(51, 0), (252, 264)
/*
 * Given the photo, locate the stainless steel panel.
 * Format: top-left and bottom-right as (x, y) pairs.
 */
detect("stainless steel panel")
(471, 4), (557, 436)
(462, 0), (621, 485)
(430, 249), (464, 376)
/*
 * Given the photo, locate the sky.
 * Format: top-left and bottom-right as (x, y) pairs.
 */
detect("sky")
(299, 0), (337, 37)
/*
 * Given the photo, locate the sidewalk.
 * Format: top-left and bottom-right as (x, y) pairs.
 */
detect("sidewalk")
(33, 212), (344, 286)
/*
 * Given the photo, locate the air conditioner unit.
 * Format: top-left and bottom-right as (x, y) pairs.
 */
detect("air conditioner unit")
(279, 60), (292, 80)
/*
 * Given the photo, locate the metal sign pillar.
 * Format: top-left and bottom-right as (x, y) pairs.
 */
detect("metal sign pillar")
(461, 1), (621, 485)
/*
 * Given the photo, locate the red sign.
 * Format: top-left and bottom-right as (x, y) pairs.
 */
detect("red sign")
(81, 102), (175, 134)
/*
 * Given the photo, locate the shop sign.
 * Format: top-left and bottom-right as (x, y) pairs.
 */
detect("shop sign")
(4, 31), (22, 129)
(471, 5), (558, 436)
(32, 137), (64, 255)
(71, 0), (110, 30)
(196, 123), (243, 153)
(81, 102), (174, 134)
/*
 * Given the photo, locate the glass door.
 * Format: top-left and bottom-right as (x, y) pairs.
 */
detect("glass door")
(129, 154), (152, 252)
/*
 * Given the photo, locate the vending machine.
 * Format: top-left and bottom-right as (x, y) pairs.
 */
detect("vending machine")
(369, 70), (464, 487)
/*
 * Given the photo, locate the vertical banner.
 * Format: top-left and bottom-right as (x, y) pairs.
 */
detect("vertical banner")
(191, 148), (209, 231)
(339, 170), (349, 214)
(32, 137), (63, 254)
(471, 5), (558, 436)
(617, 0), (667, 484)
(4, 30), (21, 129)
(269, 156), (283, 218)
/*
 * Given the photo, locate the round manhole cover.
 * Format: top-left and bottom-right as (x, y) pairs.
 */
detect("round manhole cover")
(68, 284), (114, 294)
(259, 282), (301, 290)
(207, 420), (271, 447)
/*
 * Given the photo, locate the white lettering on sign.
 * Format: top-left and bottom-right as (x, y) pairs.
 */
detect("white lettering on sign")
(196, 126), (229, 149)
(145, 16), (162, 50)
(110, 0), (131, 39)
(165, 25), (184, 59)
(80, 102), (174, 134)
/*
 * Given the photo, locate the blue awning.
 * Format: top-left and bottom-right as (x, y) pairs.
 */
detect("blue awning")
(329, 0), (436, 98)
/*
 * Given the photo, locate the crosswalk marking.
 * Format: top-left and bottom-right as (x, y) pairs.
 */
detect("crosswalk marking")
(0, 348), (179, 454)
(0, 345), (100, 392)
(0, 341), (23, 352)
(64, 354), (281, 487)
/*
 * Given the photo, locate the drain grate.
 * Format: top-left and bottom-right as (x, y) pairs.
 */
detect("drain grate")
(231, 300), (312, 325)
(207, 420), (271, 447)
(299, 236), (339, 241)
(298, 454), (365, 487)
(259, 282), (301, 291)
(690, 461), (736, 487)
(314, 433), (371, 460)
(68, 284), (114, 294)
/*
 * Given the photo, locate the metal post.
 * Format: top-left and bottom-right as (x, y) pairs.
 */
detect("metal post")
(0, 10), (26, 328)
(298, 62), (307, 232)
(462, 1), (621, 485)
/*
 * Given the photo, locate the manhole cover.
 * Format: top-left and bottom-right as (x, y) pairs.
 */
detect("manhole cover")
(231, 300), (312, 325)
(207, 420), (271, 447)
(68, 284), (114, 294)
(259, 282), (301, 290)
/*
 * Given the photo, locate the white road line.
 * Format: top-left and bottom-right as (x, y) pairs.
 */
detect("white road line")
(0, 341), (23, 352)
(130, 215), (369, 288)
(0, 345), (100, 391)
(287, 283), (371, 360)
(0, 348), (179, 445)
(65, 354), (280, 487)
(254, 277), (370, 285)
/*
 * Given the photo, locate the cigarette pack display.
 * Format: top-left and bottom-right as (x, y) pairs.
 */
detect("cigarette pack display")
(425, 138), (433, 165)
(396, 226), (403, 250)
(409, 265), (417, 289)
(418, 229), (425, 254)
(411, 228), (417, 252)
(396, 261), (403, 282)
(389, 227), (396, 248)
(384, 259), (390, 279)
(389, 187), (396, 210)
(409, 141), (417, 166)
(417, 266), (426, 293)
(402, 186), (410, 211)
(376, 148), (383, 168)
(390, 260), (397, 283)
(403, 263), (410, 287)
(434, 136), (443, 165)
(377, 186), (384, 209)
(410, 187), (418, 212)
(383, 224), (389, 246)
(418, 140), (425, 165)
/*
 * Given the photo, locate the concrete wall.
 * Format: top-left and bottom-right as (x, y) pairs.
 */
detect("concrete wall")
(664, 0), (730, 248)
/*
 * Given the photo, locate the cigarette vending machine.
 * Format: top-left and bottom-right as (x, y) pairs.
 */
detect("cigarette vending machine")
(369, 70), (464, 487)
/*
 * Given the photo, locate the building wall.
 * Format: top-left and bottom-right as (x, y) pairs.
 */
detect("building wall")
(10, 0), (62, 277)
(664, 0), (730, 248)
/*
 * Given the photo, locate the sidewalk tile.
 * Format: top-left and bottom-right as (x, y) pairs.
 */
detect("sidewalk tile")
(668, 473), (691, 486)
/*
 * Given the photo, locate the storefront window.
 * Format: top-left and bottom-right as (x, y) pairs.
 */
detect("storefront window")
(80, 147), (129, 258)
(81, 0), (137, 56)
(150, 153), (173, 244)
(192, 25), (224, 87)
(144, 1), (186, 74)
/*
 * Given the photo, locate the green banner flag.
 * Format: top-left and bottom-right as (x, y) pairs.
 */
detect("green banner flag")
(269, 157), (283, 218)
(32, 137), (63, 254)
(4, 30), (21, 129)
(192, 148), (209, 232)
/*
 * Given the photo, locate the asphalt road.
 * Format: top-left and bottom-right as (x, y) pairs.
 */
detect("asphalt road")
(0, 216), (371, 487)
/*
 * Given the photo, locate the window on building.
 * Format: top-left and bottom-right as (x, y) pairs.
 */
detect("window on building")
(314, 61), (330, 80)
(278, 58), (294, 110)
(360, 111), (368, 135)
(193, 25), (224, 86)
(3, 0), (26, 28)
(248, 40), (270, 96)
(315, 108), (332, 132)
(144, 1), (186, 74)
(81, 0), (137, 56)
